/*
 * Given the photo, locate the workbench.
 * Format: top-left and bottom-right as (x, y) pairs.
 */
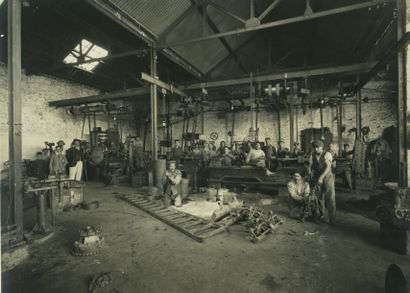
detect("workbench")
(206, 165), (289, 188)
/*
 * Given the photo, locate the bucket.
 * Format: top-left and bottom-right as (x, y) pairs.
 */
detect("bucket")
(180, 178), (190, 199)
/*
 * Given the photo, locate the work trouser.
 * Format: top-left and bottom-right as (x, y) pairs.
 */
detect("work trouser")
(316, 174), (336, 224)
(69, 161), (83, 181)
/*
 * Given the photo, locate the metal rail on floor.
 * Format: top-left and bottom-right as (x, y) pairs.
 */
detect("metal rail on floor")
(119, 194), (228, 242)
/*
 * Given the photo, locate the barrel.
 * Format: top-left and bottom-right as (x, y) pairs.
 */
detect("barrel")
(132, 171), (146, 187)
(154, 159), (167, 189)
(180, 178), (190, 199)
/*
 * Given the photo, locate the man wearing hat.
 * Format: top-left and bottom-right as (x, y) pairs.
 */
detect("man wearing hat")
(309, 140), (336, 225)
(66, 139), (83, 181)
(56, 140), (66, 151)
(161, 161), (182, 207)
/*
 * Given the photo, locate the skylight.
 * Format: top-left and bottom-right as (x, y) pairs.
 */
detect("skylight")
(63, 39), (108, 72)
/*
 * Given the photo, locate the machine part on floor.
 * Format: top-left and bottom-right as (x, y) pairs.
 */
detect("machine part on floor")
(1, 225), (25, 250)
(88, 272), (113, 293)
(246, 206), (283, 243)
(82, 201), (100, 210)
(376, 186), (410, 230)
(119, 194), (228, 242)
(385, 264), (408, 293)
(72, 226), (104, 257)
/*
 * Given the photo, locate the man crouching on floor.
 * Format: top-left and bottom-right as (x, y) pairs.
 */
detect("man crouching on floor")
(287, 169), (319, 222)
(161, 161), (182, 207)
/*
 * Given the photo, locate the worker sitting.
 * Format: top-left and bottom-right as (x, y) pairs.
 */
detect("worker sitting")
(246, 142), (266, 167)
(220, 146), (236, 166)
(161, 161), (182, 207)
(287, 169), (319, 222)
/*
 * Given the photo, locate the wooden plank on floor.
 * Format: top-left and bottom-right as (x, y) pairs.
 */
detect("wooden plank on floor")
(119, 194), (226, 242)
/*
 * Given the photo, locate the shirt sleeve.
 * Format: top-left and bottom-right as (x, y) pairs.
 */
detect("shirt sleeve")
(324, 152), (333, 163)
(287, 182), (303, 201)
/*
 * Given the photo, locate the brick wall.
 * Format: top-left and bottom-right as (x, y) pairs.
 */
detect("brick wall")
(0, 64), (135, 167)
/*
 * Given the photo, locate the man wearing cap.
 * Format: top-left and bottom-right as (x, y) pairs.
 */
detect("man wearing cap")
(309, 140), (336, 225)
(161, 161), (182, 207)
(66, 139), (83, 181)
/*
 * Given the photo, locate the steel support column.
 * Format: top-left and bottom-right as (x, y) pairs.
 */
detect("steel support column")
(150, 48), (158, 160)
(356, 90), (362, 139)
(8, 0), (23, 230)
(397, 0), (409, 187)
(289, 82), (296, 154)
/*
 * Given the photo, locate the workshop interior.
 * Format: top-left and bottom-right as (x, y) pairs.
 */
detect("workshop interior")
(1, 0), (410, 292)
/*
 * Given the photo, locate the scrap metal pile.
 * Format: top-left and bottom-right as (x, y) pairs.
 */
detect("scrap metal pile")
(213, 204), (283, 243)
(72, 226), (104, 256)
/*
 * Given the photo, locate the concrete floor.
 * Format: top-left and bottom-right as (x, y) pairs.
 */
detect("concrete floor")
(2, 182), (410, 293)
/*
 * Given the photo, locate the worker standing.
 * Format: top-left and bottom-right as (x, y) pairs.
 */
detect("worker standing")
(66, 139), (83, 181)
(263, 137), (276, 170)
(49, 145), (68, 178)
(309, 140), (336, 225)
(171, 139), (184, 162)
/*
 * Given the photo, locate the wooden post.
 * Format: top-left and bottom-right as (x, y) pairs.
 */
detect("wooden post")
(8, 0), (23, 230)
(150, 47), (158, 160)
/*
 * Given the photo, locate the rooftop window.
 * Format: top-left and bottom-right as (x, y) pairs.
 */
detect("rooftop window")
(63, 39), (108, 72)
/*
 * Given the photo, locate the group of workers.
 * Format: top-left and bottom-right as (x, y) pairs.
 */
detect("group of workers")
(170, 138), (303, 169)
(287, 140), (336, 225)
(164, 138), (336, 225)
(35, 139), (85, 181)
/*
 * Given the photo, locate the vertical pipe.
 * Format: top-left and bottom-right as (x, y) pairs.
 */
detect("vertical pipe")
(277, 110), (281, 143)
(250, 0), (255, 18)
(250, 73), (255, 138)
(319, 100), (324, 139)
(201, 105), (204, 134)
(289, 82), (296, 154)
(231, 111), (235, 146)
(8, 0), (23, 230)
(355, 89), (362, 139)
(150, 47), (158, 160)
(397, 0), (408, 187)
(337, 99), (343, 157)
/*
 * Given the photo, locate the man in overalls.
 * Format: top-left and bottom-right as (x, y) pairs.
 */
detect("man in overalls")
(161, 161), (182, 207)
(309, 140), (336, 225)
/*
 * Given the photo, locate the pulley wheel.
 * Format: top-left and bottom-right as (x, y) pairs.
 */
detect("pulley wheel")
(210, 132), (218, 140)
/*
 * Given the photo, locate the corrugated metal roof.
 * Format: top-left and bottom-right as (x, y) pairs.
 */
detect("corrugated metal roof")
(166, 9), (229, 73)
(107, 0), (192, 36)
